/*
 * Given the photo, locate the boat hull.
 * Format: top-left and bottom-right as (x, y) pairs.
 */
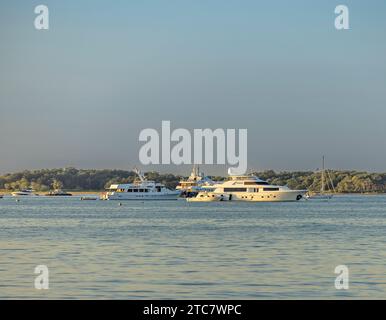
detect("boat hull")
(213, 190), (306, 202)
(186, 193), (230, 202)
(11, 192), (38, 197)
(101, 192), (180, 200)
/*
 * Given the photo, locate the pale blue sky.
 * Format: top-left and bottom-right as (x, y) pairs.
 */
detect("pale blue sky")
(1, 0), (386, 175)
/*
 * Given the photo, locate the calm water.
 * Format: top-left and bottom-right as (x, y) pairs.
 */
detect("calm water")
(0, 195), (386, 299)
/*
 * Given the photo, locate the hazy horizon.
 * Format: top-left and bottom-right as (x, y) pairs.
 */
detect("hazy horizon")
(1, 0), (386, 175)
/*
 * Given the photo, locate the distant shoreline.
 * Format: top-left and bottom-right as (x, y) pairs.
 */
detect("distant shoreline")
(1, 168), (386, 194)
(1, 189), (385, 196)
(0, 190), (100, 196)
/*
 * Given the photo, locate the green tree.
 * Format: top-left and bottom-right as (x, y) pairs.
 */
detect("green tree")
(52, 179), (63, 190)
(19, 178), (30, 190)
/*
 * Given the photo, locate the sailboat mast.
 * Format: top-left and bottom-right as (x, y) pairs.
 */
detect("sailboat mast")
(321, 156), (325, 193)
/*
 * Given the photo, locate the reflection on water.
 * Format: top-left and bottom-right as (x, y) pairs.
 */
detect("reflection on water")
(0, 195), (386, 299)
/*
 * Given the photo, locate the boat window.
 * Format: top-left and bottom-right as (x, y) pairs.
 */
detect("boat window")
(244, 181), (269, 185)
(263, 187), (279, 191)
(224, 188), (247, 192)
(133, 189), (138, 192)
(127, 189), (132, 192)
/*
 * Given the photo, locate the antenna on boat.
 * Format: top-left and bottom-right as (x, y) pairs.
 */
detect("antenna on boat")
(133, 167), (145, 182)
(321, 156), (325, 193)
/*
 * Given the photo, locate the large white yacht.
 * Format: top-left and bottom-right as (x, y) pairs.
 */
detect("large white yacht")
(101, 169), (180, 200)
(192, 170), (307, 202)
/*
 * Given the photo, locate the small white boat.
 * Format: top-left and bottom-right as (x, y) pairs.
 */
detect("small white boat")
(45, 190), (72, 196)
(305, 193), (333, 200)
(80, 196), (98, 201)
(11, 189), (38, 197)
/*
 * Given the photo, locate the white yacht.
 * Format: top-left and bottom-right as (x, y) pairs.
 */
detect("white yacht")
(101, 169), (180, 200)
(11, 189), (38, 197)
(176, 165), (215, 197)
(190, 170), (306, 202)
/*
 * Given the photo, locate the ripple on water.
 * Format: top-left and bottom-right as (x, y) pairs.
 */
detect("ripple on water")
(1, 195), (386, 298)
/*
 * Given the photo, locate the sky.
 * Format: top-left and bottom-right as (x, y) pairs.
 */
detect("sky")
(1, 0), (386, 175)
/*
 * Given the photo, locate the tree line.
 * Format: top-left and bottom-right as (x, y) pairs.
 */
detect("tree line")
(0, 167), (385, 193)
(0, 168), (181, 191)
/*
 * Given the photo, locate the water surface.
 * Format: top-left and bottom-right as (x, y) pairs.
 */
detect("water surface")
(0, 195), (386, 299)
